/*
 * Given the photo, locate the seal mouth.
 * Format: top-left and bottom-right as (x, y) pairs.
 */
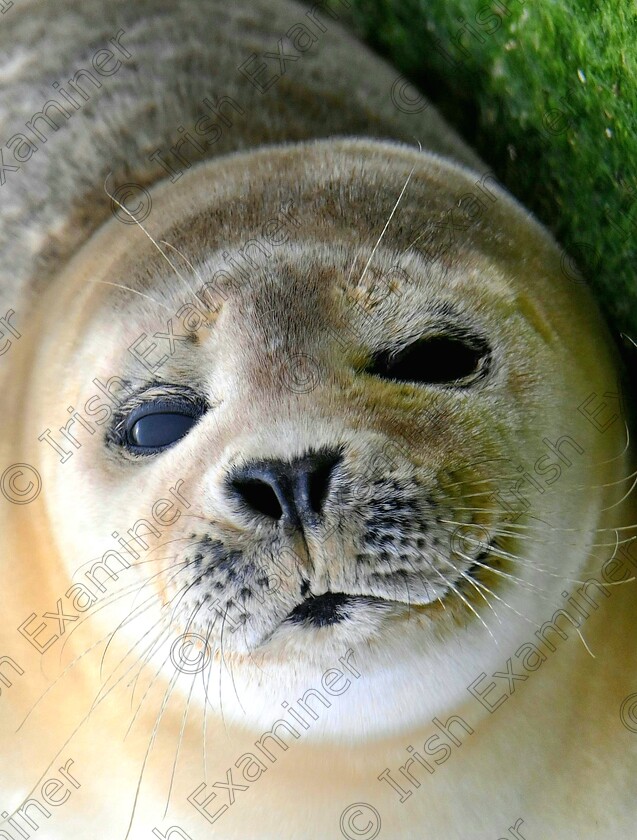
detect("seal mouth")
(285, 592), (386, 627)
(283, 539), (503, 627)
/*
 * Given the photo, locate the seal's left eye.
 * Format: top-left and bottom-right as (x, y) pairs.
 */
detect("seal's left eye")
(366, 332), (491, 388)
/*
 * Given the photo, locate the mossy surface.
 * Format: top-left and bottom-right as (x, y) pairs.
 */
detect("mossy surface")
(346, 0), (636, 337)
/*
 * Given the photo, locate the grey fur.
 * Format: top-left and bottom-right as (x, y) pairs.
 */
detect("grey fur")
(0, 0), (481, 315)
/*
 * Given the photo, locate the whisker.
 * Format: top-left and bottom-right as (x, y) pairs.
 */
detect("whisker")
(123, 669), (180, 840)
(454, 549), (550, 627)
(18, 567), (189, 730)
(104, 174), (190, 308)
(421, 558), (496, 642)
(68, 532), (201, 581)
(121, 581), (201, 713)
(435, 552), (502, 627)
(160, 240), (205, 294)
(125, 629), (175, 731)
(100, 561), (195, 679)
(340, 161), (417, 305)
(7, 619), (170, 821)
(163, 601), (205, 818)
(600, 467), (637, 511)
(357, 163), (416, 290)
(201, 618), (215, 784)
(163, 668), (197, 819)
(58, 558), (192, 658)
(86, 279), (172, 311)
(123, 594), (206, 839)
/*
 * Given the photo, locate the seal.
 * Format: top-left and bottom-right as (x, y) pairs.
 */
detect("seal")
(1, 0), (636, 838)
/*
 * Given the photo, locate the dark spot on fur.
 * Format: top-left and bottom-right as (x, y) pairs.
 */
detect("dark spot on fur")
(287, 592), (352, 627)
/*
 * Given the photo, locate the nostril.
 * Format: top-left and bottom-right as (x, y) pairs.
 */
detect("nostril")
(227, 448), (343, 527)
(231, 478), (283, 520)
(307, 455), (340, 515)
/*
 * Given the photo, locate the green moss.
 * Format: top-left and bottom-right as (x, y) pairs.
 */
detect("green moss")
(346, 0), (637, 336)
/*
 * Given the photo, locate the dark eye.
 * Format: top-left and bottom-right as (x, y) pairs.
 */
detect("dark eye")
(109, 389), (208, 456)
(128, 406), (198, 451)
(366, 334), (490, 387)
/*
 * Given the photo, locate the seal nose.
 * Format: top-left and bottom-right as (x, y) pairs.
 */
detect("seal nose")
(227, 448), (343, 526)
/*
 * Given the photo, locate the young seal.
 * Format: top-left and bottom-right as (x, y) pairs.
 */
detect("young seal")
(1, 0), (635, 837)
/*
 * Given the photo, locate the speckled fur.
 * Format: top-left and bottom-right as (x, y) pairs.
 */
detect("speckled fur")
(1, 1), (636, 839)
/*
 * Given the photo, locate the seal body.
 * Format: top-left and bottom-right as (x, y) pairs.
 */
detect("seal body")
(1, 1), (636, 838)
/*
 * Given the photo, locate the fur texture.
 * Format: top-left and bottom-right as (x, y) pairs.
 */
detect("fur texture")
(0, 1), (635, 839)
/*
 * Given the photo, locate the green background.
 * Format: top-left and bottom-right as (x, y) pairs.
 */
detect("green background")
(344, 0), (636, 339)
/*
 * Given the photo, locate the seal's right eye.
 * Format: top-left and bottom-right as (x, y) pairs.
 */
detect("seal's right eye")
(126, 402), (201, 452)
(108, 386), (208, 456)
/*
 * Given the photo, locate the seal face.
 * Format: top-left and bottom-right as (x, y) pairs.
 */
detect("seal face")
(2, 1), (636, 834)
(22, 139), (629, 742)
